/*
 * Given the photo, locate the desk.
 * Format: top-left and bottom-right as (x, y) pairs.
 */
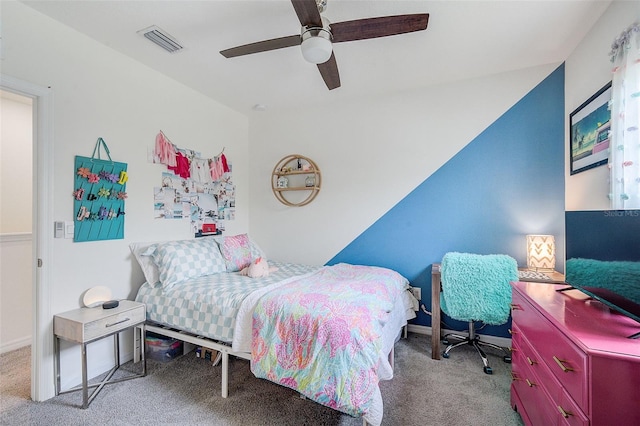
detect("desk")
(54, 300), (146, 408)
(516, 268), (565, 283)
(430, 264), (564, 360)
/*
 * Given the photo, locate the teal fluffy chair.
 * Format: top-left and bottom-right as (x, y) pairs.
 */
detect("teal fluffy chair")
(440, 252), (518, 374)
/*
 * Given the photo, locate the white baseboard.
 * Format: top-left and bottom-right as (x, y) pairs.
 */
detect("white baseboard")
(1, 336), (31, 354)
(407, 324), (512, 348)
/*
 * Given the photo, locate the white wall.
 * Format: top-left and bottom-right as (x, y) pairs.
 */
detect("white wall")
(2, 2), (249, 392)
(0, 92), (33, 233)
(0, 234), (32, 353)
(248, 64), (558, 265)
(0, 92), (33, 353)
(565, 0), (640, 211)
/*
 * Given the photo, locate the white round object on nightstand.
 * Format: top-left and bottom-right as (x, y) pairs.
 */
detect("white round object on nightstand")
(83, 286), (113, 308)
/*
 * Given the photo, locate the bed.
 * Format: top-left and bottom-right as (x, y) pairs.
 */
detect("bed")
(131, 234), (416, 426)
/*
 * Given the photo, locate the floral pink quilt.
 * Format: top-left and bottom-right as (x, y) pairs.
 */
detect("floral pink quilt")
(250, 263), (407, 420)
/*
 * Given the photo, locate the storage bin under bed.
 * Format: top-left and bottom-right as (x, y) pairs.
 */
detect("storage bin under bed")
(145, 331), (183, 362)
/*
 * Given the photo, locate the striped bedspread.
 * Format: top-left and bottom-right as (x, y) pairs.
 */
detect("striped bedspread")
(250, 263), (409, 424)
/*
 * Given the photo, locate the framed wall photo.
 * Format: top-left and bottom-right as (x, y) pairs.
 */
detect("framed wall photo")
(569, 82), (612, 175)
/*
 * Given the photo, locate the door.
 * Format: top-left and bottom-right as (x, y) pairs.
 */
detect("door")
(1, 74), (55, 401)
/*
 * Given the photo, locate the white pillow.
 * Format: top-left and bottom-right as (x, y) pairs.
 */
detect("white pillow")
(130, 235), (266, 284)
(149, 238), (227, 290)
(130, 241), (161, 285)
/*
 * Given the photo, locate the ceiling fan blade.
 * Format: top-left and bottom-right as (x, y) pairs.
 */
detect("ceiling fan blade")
(220, 35), (301, 58)
(331, 14), (429, 43)
(317, 53), (340, 90)
(291, 0), (323, 27)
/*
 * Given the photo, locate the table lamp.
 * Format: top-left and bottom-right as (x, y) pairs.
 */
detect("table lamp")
(526, 234), (555, 271)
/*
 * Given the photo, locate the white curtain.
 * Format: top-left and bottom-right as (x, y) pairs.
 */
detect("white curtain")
(609, 23), (640, 209)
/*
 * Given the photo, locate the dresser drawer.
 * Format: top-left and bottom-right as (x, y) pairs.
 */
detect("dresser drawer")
(514, 326), (588, 426)
(511, 291), (588, 411)
(557, 387), (589, 426)
(513, 327), (559, 401)
(511, 343), (555, 426)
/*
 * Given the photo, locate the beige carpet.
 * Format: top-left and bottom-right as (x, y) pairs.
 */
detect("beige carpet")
(0, 345), (31, 413)
(1, 334), (523, 425)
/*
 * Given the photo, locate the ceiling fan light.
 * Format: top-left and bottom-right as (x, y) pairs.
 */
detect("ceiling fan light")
(301, 29), (332, 64)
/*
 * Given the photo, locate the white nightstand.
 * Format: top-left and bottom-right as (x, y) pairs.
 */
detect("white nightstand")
(53, 300), (146, 408)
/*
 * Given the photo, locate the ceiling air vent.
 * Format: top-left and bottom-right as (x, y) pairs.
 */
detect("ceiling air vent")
(137, 25), (184, 53)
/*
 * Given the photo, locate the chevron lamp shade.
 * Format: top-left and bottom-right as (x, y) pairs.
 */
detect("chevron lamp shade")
(526, 234), (556, 271)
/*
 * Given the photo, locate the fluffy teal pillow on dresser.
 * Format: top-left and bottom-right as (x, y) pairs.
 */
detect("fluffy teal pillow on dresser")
(565, 258), (640, 303)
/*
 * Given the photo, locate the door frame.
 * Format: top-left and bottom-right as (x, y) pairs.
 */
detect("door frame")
(1, 74), (55, 401)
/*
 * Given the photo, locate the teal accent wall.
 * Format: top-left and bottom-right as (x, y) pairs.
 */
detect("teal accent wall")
(328, 65), (565, 337)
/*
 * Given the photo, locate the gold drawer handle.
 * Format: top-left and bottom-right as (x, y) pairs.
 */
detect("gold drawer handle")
(508, 328), (517, 335)
(553, 355), (574, 372)
(510, 372), (520, 381)
(557, 405), (573, 418)
(510, 303), (523, 311)
(527, 357), (537, 365)
(526, 379), (536, 387)
(106, 317), (130, 328)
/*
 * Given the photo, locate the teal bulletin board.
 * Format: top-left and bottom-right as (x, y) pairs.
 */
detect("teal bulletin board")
(73, 138), (128, 242)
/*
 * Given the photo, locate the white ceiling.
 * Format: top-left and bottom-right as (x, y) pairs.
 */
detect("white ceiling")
(22, 0), (612, 115)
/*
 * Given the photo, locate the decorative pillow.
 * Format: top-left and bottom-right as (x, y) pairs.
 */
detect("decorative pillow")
(149, 238), (227, 290)
(248, 238), (265, 261)
(129, 241), (161, 285)
(217, 233), (254, 272)
(211, 234), (265, 260)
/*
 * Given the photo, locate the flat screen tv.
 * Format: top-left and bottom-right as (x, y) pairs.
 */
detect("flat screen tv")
(564, 210), (640, 338)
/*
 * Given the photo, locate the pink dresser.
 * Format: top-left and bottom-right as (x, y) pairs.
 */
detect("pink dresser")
(510, 281), (640, 425)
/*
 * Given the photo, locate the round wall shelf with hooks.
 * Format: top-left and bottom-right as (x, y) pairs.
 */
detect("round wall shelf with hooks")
(271, 154), (321, 207)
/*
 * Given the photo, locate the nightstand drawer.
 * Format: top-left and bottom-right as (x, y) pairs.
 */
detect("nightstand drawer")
(83, 306), (145, 341)
(54, 300), (145, 343)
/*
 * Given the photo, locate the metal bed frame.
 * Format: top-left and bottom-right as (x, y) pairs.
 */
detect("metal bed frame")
(134, 321), (404, 425)
(136, 322), (248, 398)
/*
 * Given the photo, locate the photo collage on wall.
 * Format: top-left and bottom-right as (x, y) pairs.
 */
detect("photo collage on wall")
(150, 131), (235, 237)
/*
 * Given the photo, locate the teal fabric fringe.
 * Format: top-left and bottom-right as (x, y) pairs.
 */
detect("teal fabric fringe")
(440, 252), (518, 325)
(565, 258), (640, 304)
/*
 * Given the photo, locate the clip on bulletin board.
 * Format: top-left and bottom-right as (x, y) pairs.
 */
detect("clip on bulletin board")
(73, 137), (128, 242)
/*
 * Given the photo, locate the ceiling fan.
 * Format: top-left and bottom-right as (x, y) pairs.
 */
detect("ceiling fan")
(220, 0), (429, 90)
